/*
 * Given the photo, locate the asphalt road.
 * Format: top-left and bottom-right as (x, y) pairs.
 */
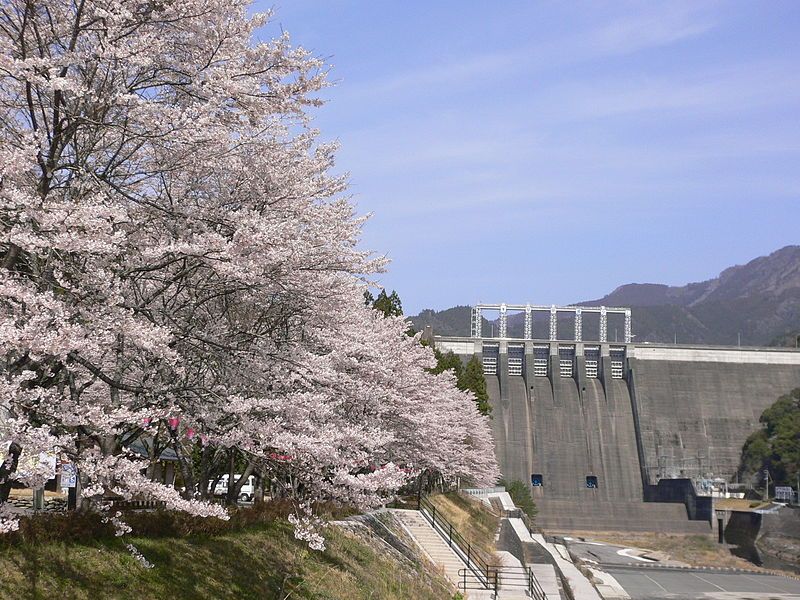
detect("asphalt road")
(565, 539), (667, 567)
(563, 538), (800, 599)
(607, 567), (800, 599)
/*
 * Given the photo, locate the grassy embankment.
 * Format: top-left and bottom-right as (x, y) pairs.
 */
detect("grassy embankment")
(0, 507), (453, 600)
(428, 492), (500, 560)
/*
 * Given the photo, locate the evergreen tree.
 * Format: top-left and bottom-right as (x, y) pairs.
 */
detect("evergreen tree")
(366, 289), (417, 335)
(460, 357), (491, 416)
(430, 349), (464, 378)
(371, 289), (403, 317)
(499, 479), (537, 520)
(426, 352), (491, 416)
(739, 388), (800, 488)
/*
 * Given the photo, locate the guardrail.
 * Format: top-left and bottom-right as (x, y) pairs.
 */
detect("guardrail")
(527, 566), (548, 600)
(461, 486), (506, 499)
(110, 499), (166, 510)
(457, 565), (549, 599)
(457, 567), (497, 594)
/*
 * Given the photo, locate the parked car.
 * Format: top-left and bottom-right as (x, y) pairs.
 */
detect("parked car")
(209, 474), (256, 502)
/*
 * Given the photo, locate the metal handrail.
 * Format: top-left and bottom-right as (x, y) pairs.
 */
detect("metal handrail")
(419, 495), (493, 586)
(457, 568), (498, 593)
(457, 565), (549, 599)
(528, 567), (548, 600)
(518, 507), (544, 537)
(420, 495), (548, 598)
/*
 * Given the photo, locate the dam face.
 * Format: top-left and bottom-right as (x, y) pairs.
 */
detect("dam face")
(436, 327), (800, 533)
(631, 346), (800, 484)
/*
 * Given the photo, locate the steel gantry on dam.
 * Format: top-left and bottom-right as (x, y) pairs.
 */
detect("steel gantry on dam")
(470, 303), (632, 343)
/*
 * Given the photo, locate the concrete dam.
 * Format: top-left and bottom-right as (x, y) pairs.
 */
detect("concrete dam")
(434, 303), (800, 533)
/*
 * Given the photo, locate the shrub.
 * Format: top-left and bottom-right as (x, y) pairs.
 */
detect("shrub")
(0, 500), (357, 545)
(499, 479), (538, 519)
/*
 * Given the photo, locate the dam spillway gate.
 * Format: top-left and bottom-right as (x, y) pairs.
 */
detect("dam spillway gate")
(435, 303), (800, 533)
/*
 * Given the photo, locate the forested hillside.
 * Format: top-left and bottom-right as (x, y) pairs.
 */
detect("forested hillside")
(411, 246), (800, 346)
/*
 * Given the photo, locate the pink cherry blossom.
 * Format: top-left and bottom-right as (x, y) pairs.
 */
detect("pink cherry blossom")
(0, 0), (498, 544)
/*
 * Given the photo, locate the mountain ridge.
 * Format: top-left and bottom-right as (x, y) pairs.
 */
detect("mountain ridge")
(410, 245), (800, 346)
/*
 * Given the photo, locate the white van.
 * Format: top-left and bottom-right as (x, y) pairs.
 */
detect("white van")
(210, 474), (256, 502)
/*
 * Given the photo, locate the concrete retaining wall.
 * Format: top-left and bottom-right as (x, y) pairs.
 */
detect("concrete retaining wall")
(643, 478), (713, 522)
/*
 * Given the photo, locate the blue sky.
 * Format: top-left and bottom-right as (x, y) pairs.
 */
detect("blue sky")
(255, 1), (800, 315)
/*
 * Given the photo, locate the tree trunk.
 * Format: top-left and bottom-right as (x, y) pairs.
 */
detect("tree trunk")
(226, 460), (255, 504)
(169, 428), (196, 500)
(254, 472), (265, 504)
(0, 443), (21, 503)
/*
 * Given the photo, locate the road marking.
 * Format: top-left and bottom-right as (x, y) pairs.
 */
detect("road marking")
(643, 574), (669, 592)
(575, 541), (607, 546)
(693, 573), (726, 591)
(617, 548), (656, 562)
(741, 574), (793, 593)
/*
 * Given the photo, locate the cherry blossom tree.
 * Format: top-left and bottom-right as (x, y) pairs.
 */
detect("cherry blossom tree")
(0, 0), (498, 542)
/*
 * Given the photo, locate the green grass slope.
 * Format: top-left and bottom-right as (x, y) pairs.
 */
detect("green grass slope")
(0, 518), (453, 600)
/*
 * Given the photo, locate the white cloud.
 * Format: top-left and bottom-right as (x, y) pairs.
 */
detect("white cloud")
(335, 2), (720, 103)
(545, 61), (799, 118)
(587, 3), (718, 56)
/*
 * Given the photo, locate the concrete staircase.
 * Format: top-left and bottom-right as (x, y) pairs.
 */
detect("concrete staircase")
(494, 550), (539, 599)
(530, 564), (561, 599)
(391, 509), (486, 594)
(394, 506), (556, 599)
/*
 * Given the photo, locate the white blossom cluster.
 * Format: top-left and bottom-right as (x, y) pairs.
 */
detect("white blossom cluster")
(0, 505), (20, 534)
(125, 543), (154, 569)
(0, 0), (499, 544)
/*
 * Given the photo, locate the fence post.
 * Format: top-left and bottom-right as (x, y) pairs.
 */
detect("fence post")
(528, 567), (533, 597)
(463, 568), (466, 593)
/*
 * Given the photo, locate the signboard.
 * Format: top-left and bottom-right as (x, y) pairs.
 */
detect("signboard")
(586, 475), (599, 489)
(531, 474), (543, 487)
(775, 486), (794, 502)
(61, 463), (77, 488)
